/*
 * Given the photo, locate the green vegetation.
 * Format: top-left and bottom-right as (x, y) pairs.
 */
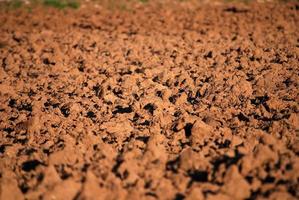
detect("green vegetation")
(0, 0), (80, 10)
(42, 0), (80, 9)
(2, 0), (296, 12)
(5, 0), (23, 9)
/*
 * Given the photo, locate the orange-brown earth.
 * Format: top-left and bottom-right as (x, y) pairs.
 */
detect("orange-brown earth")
(0, 1), (298, 200)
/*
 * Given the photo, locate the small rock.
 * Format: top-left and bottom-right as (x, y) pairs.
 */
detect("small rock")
(79, 171), (103, 200)
(44, 179), (81, 200)
(222, 166), (251, 199)
(42, 165), (61, 188)
(0, 171), (23, 200)
(190, 120), (213, 146)
(185, 187), (204, 200)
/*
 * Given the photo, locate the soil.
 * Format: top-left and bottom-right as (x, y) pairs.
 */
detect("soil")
(0, 1), (298, 200)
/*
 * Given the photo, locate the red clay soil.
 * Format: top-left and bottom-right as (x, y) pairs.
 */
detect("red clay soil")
(0, 1), (298, 200)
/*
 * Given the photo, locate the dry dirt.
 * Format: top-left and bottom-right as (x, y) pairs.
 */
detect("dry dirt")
(0, 1), (299, 200)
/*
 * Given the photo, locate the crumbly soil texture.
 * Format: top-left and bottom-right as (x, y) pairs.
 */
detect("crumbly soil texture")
(0, 1), (298, 200)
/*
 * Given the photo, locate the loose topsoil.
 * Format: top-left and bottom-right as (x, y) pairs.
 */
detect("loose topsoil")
(0, 1), (298, 200)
